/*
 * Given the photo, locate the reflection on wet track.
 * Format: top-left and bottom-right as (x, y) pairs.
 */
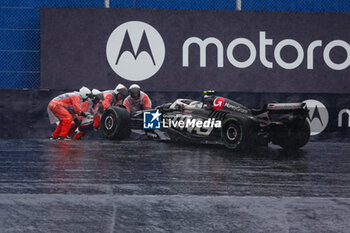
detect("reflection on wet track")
(0, 139), (349, 232)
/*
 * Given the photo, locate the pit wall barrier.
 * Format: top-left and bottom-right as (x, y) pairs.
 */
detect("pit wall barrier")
(0, 89), (349, 141)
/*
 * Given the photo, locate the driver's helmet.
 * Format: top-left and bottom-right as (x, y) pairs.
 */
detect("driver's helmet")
(202, 90), (215, 109)
(129, 84), (141, 99)
(79, 86), (92, 100)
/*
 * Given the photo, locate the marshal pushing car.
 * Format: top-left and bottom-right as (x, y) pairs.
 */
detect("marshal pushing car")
(100, 91), (310, 150)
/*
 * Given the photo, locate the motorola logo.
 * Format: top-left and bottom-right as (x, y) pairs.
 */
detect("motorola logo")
(183, 31), (350, 70)
(106, 21), (165, 81)
(303, 99), (329, 136)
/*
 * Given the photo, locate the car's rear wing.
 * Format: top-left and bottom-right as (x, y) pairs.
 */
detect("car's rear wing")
(267, 103), (306, 111)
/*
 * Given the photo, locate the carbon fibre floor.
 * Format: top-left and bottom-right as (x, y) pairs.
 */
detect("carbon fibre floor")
(0, 139), (349, 232)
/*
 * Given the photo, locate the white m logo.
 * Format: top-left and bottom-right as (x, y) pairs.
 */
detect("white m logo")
(106, 21), (165, 81)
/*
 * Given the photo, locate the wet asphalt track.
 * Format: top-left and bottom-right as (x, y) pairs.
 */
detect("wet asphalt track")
(0, 139), (349, 232)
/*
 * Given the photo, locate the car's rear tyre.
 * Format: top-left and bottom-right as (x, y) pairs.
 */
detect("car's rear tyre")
(273, 120), (310, 150)
(221, 119), (243, 150)
(101, 106), (131, 140)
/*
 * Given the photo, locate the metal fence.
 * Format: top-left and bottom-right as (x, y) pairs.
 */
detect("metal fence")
(0, 0), (349, 88)
(0, 0), (104, 89)
(243, 0), (350, 12)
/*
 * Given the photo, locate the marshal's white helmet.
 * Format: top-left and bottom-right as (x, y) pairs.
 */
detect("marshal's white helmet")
(113, 84), (128, 96)
(91, 88), (104, 101)
(79, 86), (91, 99)
(129, 84), (141, 95)
(92, 88), (102, 96)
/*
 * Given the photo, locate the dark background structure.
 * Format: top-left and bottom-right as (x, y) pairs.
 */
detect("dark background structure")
(1, 0), (349, 88)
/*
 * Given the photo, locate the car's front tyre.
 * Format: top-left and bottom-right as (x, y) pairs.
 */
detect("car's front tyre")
(101, 106), (131, 140)
(221, 118), (244, 150)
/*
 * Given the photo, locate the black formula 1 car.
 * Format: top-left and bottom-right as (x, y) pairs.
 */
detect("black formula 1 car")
(100, 92), (310, 150)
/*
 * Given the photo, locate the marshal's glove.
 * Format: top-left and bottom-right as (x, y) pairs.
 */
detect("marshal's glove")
(73, 118), (81, 126)
(80, 112), (87, 117)
(98, 104), (104, 114)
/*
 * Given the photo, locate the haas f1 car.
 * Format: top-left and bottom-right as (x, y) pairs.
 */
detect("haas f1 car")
(100, 92), (310, 150)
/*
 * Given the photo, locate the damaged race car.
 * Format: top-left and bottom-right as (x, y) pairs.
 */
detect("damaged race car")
(100, 91), (310, 150)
